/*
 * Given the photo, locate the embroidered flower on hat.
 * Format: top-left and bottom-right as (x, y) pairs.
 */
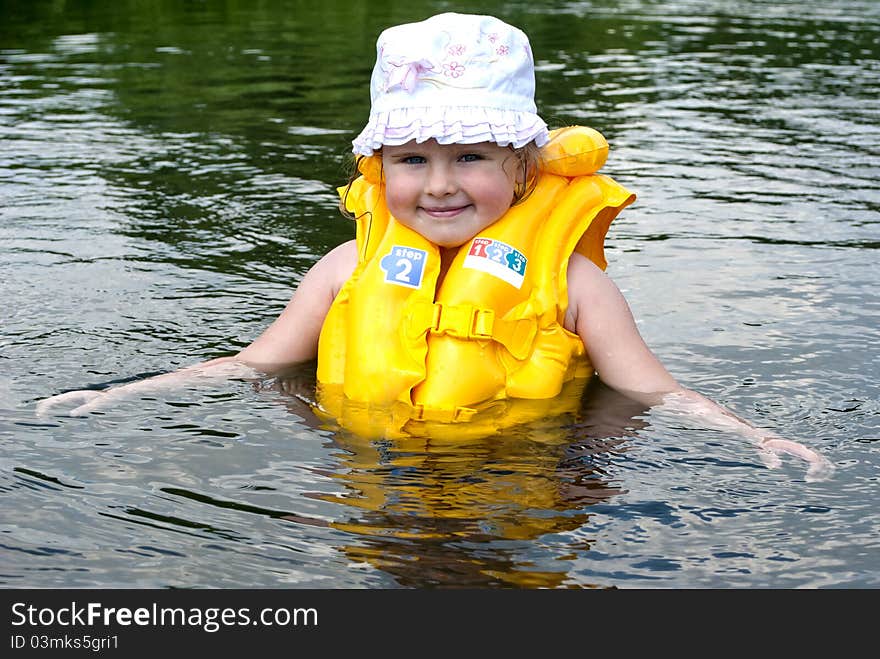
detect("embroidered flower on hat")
(443, 61), (465, 78)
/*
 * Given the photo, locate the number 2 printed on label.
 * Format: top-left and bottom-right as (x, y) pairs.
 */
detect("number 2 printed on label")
(380, 246), (428, 289)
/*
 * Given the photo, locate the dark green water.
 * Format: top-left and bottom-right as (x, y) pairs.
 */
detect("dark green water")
(2, 0), (878, 587)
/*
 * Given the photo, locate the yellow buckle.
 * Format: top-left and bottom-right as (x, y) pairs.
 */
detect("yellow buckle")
(432, 304), (492, 339)
(431, 303), (536, 360)
(408, 302), (537, 360)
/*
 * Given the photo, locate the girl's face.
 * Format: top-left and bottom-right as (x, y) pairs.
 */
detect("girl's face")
(381, 140), (519, 248)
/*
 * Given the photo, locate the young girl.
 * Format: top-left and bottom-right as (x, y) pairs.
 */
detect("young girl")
(37, 12), (833, 480)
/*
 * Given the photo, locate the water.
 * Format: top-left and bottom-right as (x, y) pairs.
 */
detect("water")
(1, 0), (878, 588)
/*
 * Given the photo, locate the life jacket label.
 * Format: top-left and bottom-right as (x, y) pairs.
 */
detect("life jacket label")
(380, 245), (428, 289)
(463, 237), (527, 289)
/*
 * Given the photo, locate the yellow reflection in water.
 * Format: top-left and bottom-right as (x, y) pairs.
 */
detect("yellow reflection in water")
(274, 374), (648, 587)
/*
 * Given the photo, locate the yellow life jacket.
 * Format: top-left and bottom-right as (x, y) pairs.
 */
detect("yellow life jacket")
(316, 126), (635, 439)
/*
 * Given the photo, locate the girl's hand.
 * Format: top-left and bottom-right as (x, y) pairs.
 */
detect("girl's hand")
(758, 436), (836, 483)
(36, 389), (107, 417)
(36, 379), (185, 417)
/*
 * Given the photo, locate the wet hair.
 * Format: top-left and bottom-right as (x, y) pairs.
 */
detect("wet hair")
(510, 141), (541, 206)
(338, 141), (542, 220)
(338, 154), (373, 220)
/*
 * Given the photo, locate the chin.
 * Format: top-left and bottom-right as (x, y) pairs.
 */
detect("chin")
(433, 237), (470, 249)
(429, 226), (478, 249)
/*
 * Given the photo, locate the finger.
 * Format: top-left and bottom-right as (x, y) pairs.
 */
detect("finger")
(35, 390), (102, 418)
(762, 438), (822, 463)
(761, 438), (835, 482)
(68, 393), (114, 417)
(805, 456), (836, 483)
(758, 447), (783, 470)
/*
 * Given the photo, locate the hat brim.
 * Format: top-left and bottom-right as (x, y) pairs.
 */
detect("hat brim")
(352, 105), (550, 156)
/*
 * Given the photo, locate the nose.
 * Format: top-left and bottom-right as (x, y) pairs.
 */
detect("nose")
(424, 162), (457, 197)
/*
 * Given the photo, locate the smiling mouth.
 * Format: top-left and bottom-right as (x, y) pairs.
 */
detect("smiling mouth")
(420, 205), (470, 218)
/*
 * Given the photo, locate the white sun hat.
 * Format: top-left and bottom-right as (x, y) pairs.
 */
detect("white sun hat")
(351, 12), (550, 156)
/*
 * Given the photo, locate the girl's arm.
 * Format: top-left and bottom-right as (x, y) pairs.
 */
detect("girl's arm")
(565, 253), (834, 482)
(234, 240), (356, 370)
(37, 240), (358, 417)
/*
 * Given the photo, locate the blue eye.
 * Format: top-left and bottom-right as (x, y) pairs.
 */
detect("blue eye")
(460, 153), (482, 162)
(402, 156), (426, 165)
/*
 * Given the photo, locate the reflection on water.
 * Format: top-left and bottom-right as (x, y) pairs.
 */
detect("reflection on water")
(305, 380), (641, 588)
(256, 368), (645, 587)
(2, 0), (879, 587)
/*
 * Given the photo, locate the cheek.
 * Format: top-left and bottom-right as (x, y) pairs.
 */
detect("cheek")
(485, 178), (517, 216)
(382, 174), (412, 217)
(384, 190), (407, 220)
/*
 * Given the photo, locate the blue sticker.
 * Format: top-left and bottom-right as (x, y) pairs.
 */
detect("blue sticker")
(379, 245), (428, 289)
